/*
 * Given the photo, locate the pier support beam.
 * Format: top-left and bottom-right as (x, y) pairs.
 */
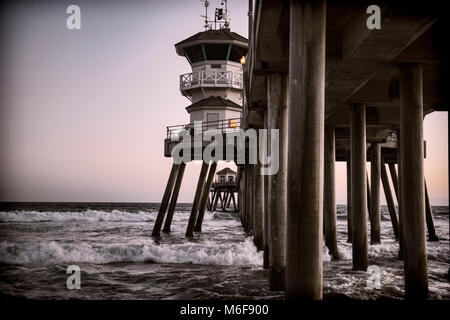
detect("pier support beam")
(346, 153), (352, 243)
(251, 165), (257, 232)
(424, 179), (439, 241)
(163, 162), (186, 232)
(399, 64), (428, 299)
(286, 0), (326, 300)
(240, 166), (247, 229)
(389, 163), (399, 201)
(267, 72), (288, 291)
(212, 190), (220, 212)
(324, 126), (339, 259)
(350, 104), (368, 271)
(254, 161), (265, 251)
(263, 112), (270, 269)
(237, 167), (243, 213)
(222, 192), (228, 210)
(218, 192), (224, 210)
(381, 160), (399, 240)
(231, 192), (237, 211)
(245, 164), (254, 233)
(186, 161), (209, 237)
(152, 163), (179, 237)
(366, 171), (371, 218)
(369, 143), (381, 244)
(391, 152), (404, 259)
(207, 196), (211, 211)
(194, 162), (217, 232)
(263, 173), (269, 268)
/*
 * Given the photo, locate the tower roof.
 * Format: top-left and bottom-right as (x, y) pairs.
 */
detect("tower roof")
(185, 96), (241, 113)
(216, 167), (237, 175)
(175, 29), (247, 56)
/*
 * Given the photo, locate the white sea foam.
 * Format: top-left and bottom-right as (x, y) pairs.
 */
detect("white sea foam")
(322, 245), (332, 262)
(337, 245), (353, 260)
(0, 210), (155, 222)
(0, 237), (263, 266)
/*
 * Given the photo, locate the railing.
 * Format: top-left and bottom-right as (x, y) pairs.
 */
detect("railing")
(180, 70), (243, 91)
(166, 118), (241, 140)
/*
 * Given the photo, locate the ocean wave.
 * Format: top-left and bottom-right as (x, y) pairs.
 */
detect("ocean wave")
(0, 238), (263, 266)
(331, 240), (449, 263)
(0, 210), (155, 223)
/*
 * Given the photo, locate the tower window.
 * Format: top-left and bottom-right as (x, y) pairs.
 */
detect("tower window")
(185, 45), (204, 63)
(211, 64), (222, 69)
(204, 44), (229, 60)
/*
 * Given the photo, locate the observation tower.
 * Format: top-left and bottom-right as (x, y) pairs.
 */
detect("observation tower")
(154, 0), (248, 238)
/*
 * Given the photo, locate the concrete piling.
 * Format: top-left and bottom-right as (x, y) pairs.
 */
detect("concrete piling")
(369, 143), (381, 244)
(263, 112), (270, 269)
(366, 171), (371, 218)
(388, 163), (399, 201)
(152, 163), (179, 237)
(350, 104), (368, 271)
(424, 179), (439, 241)
(230, 192), (237, 211)
(239, 166), (245, 221)
(212, 190), (219, 212)
(346, 154), (352, 243)
(242, 165), (248, 231)
(246, 164), (254, 233)
(324, 126), (339, 259)
(397, 136), (404, 260)
(399, 64), (428, 299)
(227, 192), (233, 208)
(254, 160), (265, 251)
(194, 162), (217, 232)
(186, 161), (209, 237)
(252, 164), (257, 232)
(207, 197), (211, 211)
(163, 162), (186, 232)
(263, 172), (270, 269)
(286, 0), (326, 300)
(381, 160), (399, 240)
(267, 72), (288, 291)
(219, 192), (225, 210)
(237, 166), (242, 213)
(222, 192), (229, 211)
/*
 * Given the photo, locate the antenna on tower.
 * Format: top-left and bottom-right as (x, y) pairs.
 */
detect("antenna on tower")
(221, 0), (230, 29)
(200, 0), (211, 31)
(200, 0), (231, 31)
(215, 0), (230, 30)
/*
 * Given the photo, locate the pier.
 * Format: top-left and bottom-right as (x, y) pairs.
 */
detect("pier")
(153, 0), (447, 300)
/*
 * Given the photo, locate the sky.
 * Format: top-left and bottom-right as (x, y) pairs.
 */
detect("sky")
(0, 0), (448, 205)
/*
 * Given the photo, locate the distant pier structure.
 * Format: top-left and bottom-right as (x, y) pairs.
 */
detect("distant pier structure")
(209, 168), (239, 212)
(152, 0), (247, 238)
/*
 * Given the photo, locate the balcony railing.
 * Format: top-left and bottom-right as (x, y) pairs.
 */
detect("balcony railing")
(166, 118), (241, 140)
(180, 70), (243, 91)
